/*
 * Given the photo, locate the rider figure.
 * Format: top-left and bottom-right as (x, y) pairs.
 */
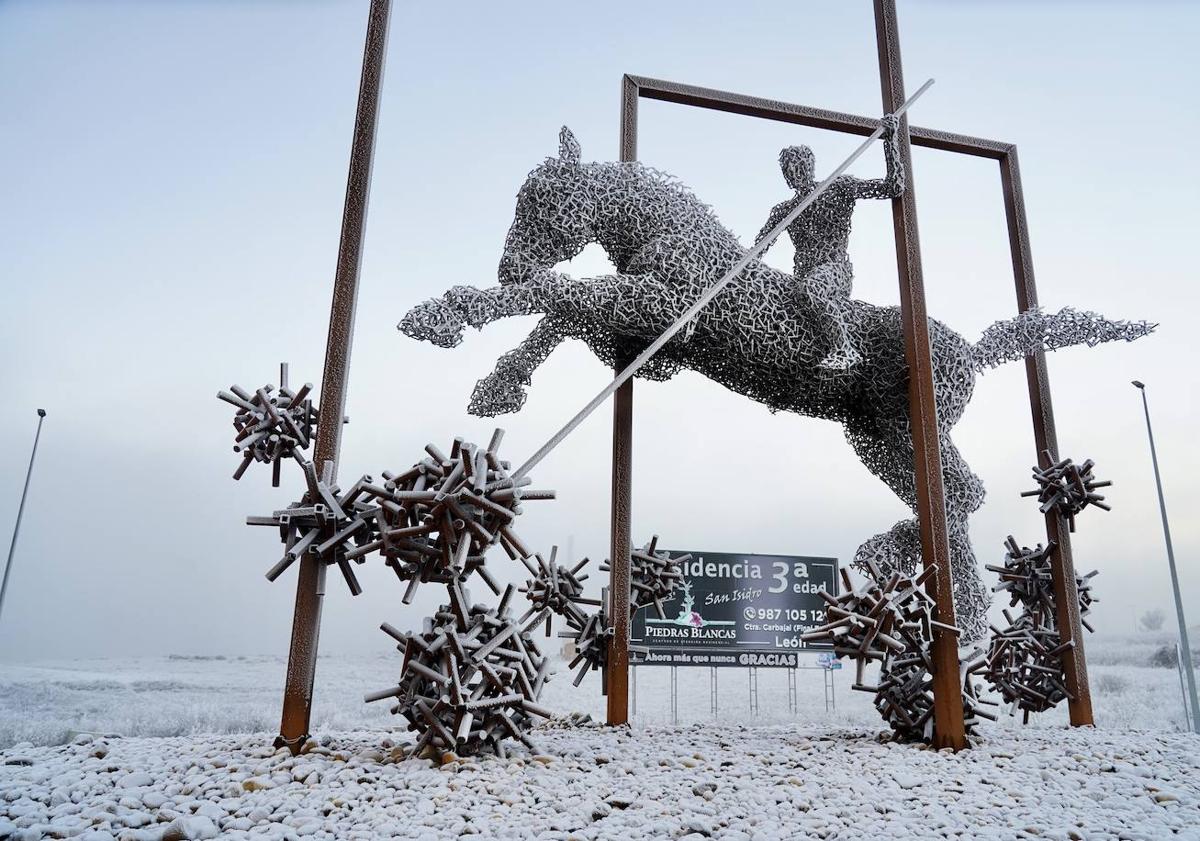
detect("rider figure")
(756, 114), (904, 370)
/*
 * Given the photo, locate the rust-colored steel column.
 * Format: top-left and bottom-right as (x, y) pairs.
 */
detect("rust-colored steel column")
(277, 0), (392, 754)
(873, 0), (967, 750)
(605, 78), (639, 725)
(1000, 149), (1094, 726)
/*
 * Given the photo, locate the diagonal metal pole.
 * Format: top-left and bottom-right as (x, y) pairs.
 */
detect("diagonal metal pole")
(0, 409), (47, 625)
(1134, 381), (1200, 733)
(276, 0), (391, 754)
(873, 0), (967, 750)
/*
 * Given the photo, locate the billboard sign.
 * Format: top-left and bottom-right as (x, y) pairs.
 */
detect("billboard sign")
(630, 550), (838, 668)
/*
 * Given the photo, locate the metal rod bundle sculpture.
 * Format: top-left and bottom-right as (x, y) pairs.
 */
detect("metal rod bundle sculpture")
(802, 561), (996, 742)
(366, 588), (553, 759)
(1021, 451), (1111, 532)
(220, 371), (579, 757)
(218, 368), (318, 487)
(219, 375), (690, 755)
(518, 539), (688, 688)
(984, 536), (1098, 721)
(600, 536), (688, 619)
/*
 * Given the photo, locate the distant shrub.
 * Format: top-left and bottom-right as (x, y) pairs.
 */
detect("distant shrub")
(1140, 609), (1166, 632)
(1151, 644), (1200, 668)
(1094, 673), (1129, 694)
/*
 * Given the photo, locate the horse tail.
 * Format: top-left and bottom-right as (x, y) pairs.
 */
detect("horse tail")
(970, 306), (1155, 372)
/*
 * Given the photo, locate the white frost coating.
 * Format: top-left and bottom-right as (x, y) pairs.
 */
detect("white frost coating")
(0, 723), (1196, 840)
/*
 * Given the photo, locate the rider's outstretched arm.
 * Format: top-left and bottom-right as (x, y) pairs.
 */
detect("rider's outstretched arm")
(852, 115), (906, 200)
(754, 198), (798, 246)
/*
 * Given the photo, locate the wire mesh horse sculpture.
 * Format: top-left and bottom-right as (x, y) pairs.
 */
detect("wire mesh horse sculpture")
(399, 127), (1152, 641)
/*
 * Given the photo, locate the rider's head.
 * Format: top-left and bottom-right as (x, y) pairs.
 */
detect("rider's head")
(779, 146), (815, 191)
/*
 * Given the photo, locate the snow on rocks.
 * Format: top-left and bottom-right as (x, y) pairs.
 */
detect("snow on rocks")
(0, 724), (1197, 840)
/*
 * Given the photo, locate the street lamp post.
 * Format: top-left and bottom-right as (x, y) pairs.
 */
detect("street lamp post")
(0, 409), (47, 624)
(1132, 380), (1200, 733)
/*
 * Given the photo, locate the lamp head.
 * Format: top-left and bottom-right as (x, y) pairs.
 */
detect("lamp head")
(1131, 380), (1145, 390)
(36, 408), (46, 417)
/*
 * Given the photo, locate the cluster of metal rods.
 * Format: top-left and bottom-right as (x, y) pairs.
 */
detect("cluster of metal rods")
(358, 430), (555, 601)
(218, 364), (318, 487)
(221, 372), (578, 756)
(366, 586), (552, 758)
(517, 538), (686, 688)
(601, 536), (689, 618)
(984, 536), (1098, 720)
(1021, 450), (1111, 532)
(248, 459), (379, 596)
(221, 369), (686, 755)
(802, 560), (996, 742)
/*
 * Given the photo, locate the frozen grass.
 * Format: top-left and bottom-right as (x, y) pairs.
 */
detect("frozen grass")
(0, 633), (1192, 749)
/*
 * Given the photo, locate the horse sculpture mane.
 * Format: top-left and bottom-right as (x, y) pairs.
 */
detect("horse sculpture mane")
(400, 126), (1154, 641)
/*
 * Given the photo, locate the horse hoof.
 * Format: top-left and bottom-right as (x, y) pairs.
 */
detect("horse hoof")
(398, 298), (466, 348)
(468, 373), (528, 417)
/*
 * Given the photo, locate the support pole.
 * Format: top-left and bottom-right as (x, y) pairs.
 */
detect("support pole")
(276, 0), (391, 754)
(0, 410), (47, 625)
(1134, 382), (1200, 733)
(605, 78), (640, 726)
(606, 347), (634, 725)
(872, 0), (967, 750)
(1001, 150), (1094, 726)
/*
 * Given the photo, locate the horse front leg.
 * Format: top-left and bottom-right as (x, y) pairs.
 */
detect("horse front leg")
(398, 281), (553, 348)
(469, 316), (566, 417)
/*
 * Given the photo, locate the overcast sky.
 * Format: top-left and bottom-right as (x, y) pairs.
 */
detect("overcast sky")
(0, 0), (1197, 663)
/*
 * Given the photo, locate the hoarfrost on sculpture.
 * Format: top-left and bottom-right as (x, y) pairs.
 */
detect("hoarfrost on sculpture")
(399, 127), (1153, 641)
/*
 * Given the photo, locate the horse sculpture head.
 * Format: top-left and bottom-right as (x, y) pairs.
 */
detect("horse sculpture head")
(497, 127), (597, 285)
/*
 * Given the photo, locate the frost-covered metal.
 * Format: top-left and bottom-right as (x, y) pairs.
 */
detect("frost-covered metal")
(801, 560), (996, 742)
(400, 127), (1152, 641)
(600, 536), (688, 619)
(984, 536), (1097, 720)
(218, 374), (318, 487)
(367, 590), (552, 759)
(1021, 452), (1111, 532)
(219, 386), (570, 756)
(755, 114), (903, 370)
(518, 539), (687, 687)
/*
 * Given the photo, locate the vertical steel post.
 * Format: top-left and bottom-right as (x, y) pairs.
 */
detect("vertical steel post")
(1134, 382), (1200, 732)
(0, 410), (47, 625)
(276, 0), (391, 753)
(1000, 150), (1094, 726)
(606, 77), (640, 726)
(872, 0), (967, 750)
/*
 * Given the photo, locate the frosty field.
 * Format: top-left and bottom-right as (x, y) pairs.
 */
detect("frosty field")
(1, 634), (1198, 839)
(0, 634), (1192, 749)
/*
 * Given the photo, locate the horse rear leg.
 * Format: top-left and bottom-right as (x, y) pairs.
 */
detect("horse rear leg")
(845, 419), (990, 642)
(469, 316), (566, 417)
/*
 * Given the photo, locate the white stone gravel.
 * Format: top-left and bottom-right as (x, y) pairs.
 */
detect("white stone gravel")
(2, 723), (1197, 840)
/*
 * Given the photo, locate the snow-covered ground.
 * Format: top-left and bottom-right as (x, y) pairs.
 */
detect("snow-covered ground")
(2, 723), (1198, 840)
(1, 634), (1197, 839)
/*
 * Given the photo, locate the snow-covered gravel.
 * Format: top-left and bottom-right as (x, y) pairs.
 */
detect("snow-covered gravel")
(2, 722), (1197, 841)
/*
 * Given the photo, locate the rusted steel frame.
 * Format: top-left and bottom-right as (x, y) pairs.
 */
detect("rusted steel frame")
(873, 0), (966, 750)
(277, 0), (392, 754)
(605, 76), (639, 726)
(1000, 149), (1094, 726)
(619, 7), (1092, 740)
(623, 74), (1011, 160)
